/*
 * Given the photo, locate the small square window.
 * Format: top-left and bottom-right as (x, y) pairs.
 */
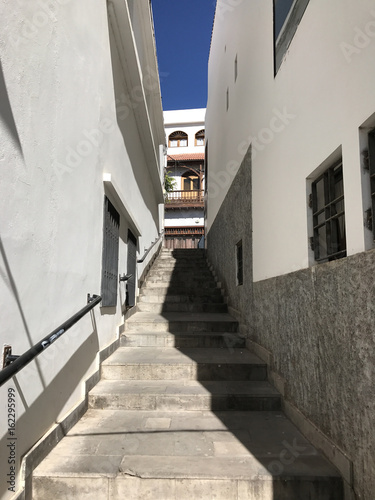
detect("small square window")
(367, 128), (375, 239)
(236, 240), (243, 286)
(311, 160), (346, 262)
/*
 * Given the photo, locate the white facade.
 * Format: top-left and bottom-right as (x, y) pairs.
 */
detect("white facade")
(164, 108), (206, 157)
(0, 1), (164, 497)
(164, 210), (204, 228)
(164, 109), (205, 234)
(206, 0), (375, 281)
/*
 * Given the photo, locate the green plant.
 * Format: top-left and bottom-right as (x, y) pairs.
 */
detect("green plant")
(164, 171), (177, 202)
(164, 171), (177, 192)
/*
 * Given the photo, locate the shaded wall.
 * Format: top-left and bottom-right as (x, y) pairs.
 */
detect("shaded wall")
(207, 148), (375, 500)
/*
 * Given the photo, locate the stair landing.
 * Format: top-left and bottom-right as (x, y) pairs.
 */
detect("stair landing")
(33, 408), (341, 500)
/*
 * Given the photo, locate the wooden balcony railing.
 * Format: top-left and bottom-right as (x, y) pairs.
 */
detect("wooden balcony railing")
(165, 226), (204, 236)
(165, 190), (204, 206)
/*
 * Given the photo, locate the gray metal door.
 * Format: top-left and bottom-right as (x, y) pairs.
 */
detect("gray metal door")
(126, 229), (137, 307)
(101, 196), (120, 307)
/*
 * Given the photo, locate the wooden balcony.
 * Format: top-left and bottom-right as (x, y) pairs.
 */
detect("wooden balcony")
(165, 190), (204, 208)
(165, 226), (204, 236)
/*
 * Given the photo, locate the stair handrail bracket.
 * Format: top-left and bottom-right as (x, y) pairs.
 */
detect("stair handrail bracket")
(0, 294), (102, 387)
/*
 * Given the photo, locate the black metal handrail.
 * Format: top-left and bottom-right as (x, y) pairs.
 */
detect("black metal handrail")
(0, 294), (102, 387)
(137, 230), (164, 264)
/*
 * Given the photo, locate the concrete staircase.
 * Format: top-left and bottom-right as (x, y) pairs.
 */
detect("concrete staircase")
(32, 248), (343, 499)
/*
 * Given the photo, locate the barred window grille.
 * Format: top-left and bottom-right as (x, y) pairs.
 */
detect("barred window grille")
(312, 160), (346, 262)
(101, 196), (120, 307)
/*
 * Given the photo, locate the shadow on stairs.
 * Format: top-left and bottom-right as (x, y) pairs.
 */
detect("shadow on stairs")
(32, 249), (343, 500)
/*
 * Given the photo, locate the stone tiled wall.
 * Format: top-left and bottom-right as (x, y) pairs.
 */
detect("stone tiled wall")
(207, 149), (375, 500)
(206, 147), (253, 327)
(251, 253), (375, 500)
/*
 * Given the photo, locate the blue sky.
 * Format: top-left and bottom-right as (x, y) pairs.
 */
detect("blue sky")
(151, 0), (216, 111)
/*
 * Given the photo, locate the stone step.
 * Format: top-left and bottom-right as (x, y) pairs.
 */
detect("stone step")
(32, 409), (343, 500)
(147, 266), (215, 281)
(125, 312), (238, 333)
(120, 332), (245, 348)
(138, 293), (225, 304)
(161, 249), (205, 255)
(89, 380), (281, 411)
(101, 347), (266, 381)
(144, 279), (217, 288)
(156, 259), (207, 266)
(153, 261), (209, 268)
(137, 302), (228, 314)
(140, 287), (223, 298)
(158, 252), (207, 262)
(142, 280), (218, 290)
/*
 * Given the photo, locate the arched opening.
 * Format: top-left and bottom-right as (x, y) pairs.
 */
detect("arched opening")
(195, 129), (205, 146)
(169, 130), (188, 147)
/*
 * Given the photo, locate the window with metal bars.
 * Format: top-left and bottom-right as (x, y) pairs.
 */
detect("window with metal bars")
(368, 128), (375, 239)
(236, 240), (243, 285)
(311, 160), (346, 262)
(101, 196), (120, 307)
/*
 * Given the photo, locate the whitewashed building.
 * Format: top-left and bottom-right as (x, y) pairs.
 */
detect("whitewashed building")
(0, 1), (164, 497)
(206, 1), (375, 499)
(164, 109), (205, 248)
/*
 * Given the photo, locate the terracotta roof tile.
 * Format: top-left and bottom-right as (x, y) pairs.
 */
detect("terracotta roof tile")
(167, 153), (205, 162)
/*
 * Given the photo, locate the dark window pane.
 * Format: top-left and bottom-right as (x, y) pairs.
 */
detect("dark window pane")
(334, 199), (345, 215)
(317, 226), (327, 260)
(236, 241), (243, 285)
(368, 130), (375, 239)
(315, 178), (325, 211)
(274, 0), (295, 39)
(337, 215), (346, 251)
(334, 176), (343, 200)
(317, 211), (325, 226)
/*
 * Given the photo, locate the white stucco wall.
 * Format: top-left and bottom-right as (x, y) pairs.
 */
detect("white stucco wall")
(164, 108), (205, 156)
(165, 208), (204, 227)
(0, 1), (164, 497)
(206, 0), (375, 281)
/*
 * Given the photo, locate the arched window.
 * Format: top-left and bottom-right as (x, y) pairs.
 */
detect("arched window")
(195, 129), (205, 146)
(182, 170), (200, 191)
(169, 131), (188, 147)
